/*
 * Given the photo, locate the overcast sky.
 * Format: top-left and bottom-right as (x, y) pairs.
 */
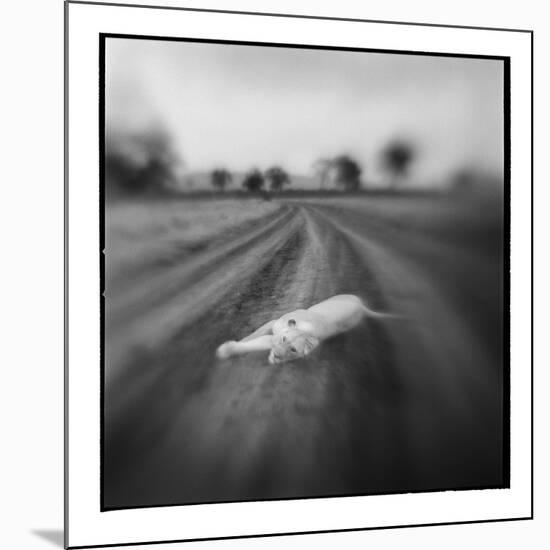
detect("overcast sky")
(106, 37), (504, 186)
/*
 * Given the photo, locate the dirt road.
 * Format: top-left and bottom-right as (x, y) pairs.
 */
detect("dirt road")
(104, 198), (505, 509)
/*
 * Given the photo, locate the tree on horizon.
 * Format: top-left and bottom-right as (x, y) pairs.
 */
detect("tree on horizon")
(332, 155), (362, 191)
(381, 139), (416, 188)
(312, 157), (332, 189)
(211, 168), (232, 192)
(265, 166), (291, 192)
(105, 125), (182, 195)
(242, 169), (265, 192)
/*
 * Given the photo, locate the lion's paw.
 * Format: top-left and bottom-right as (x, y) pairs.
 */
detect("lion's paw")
(216, 341), (237, 360)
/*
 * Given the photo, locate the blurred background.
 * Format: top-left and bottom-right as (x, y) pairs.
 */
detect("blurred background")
(105, 37), (503, 196)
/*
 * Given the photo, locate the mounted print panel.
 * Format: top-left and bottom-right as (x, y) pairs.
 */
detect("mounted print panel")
(65, 1), (532, 548)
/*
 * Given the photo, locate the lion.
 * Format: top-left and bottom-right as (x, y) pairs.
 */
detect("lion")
(216, 294), (396, 364)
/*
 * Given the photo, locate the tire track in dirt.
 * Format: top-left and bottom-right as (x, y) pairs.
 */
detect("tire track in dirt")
(104, 204), (401, 507)
(105, 205), (297, 380)
(104, 206), (314, 503)
(302, 203), (504, 490)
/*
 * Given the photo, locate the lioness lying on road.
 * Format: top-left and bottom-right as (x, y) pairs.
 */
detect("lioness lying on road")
(216, 294), (396, 364)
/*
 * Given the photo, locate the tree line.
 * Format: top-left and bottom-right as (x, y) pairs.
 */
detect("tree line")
(211, 166), (291, 193)
(105, 123), (417, 196)
(213, 141), (417, 194)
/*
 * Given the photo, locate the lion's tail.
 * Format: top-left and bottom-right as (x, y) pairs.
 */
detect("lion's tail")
(361, 301), (402, 320)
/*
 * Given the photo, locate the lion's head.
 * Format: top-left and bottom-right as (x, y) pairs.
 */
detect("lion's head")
(268, 320), (319, 364)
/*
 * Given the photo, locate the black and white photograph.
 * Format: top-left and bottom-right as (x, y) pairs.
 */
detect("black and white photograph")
(102, 34), (509, 511)
(2, 0), (543, 548)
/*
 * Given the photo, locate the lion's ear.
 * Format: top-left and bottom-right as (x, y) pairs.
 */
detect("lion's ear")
(287, 319), (296, 328)
(303, 335), (319, 355)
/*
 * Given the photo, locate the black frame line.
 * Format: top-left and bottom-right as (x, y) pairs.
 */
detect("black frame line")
(99, 29), (106, 519)
(64, 1), (70, 549)
(502, 57), (511, 489)
(64, 1), (534, 548)
(101, 32), (508, 61)
(531, 30), (534, 521)
(99, 31), (511, 512)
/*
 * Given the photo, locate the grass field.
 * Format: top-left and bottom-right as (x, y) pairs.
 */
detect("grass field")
(105, 198), (280, 290)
